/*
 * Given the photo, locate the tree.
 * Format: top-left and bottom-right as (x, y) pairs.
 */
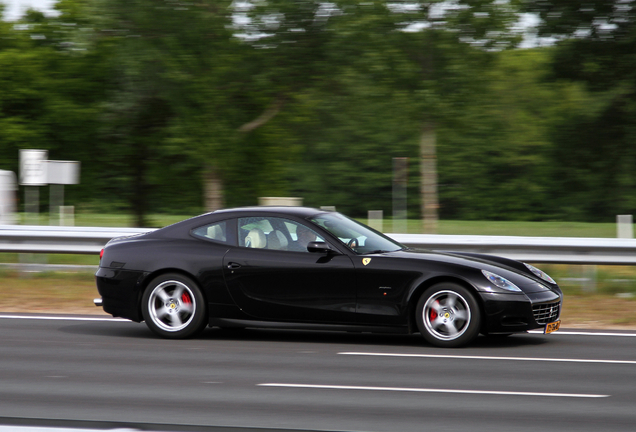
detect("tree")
(0, 6), (109, 217)
(72, 0), (311, 222)
(521, 0), (636, 220)
(241, 1), (521, 228)
(437, 47), (593, 221)
(0, 10), (50, 176)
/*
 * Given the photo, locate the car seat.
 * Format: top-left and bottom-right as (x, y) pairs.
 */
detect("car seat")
(206, 224), (226, 241)
(245, 228), (266, 248)
(267, 230), (289, 250)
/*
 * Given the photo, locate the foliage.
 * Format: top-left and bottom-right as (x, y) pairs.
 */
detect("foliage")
(521, 0), (636, 221)
(0, 1), (633, 224)
(438, 48), (594, 221)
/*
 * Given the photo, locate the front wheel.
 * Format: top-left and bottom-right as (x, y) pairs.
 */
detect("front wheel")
(141, 273), (208, 339)
(415, 283), (480, 348)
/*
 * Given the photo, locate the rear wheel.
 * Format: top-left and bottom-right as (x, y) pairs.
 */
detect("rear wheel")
(141, 273), (207, 339)
(415, 283), (480, 348)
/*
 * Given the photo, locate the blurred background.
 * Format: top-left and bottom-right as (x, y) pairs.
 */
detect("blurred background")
(0, 0), (635, 322)
(1, 0), (635, 229)
(1, 7), (635, 431)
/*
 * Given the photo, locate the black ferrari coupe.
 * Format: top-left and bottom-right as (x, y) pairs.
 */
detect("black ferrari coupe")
(95, 206), (562, 347)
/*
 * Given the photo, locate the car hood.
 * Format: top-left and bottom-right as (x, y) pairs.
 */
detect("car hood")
(378, 248), (557, 294)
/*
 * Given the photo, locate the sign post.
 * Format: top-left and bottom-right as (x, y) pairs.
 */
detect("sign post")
(0, 170), (17, 224)
(18, 149), (48, 272)
(392, 157), (408, 233)
(47, 160), (80, 225)
(19, 149), (48, 225)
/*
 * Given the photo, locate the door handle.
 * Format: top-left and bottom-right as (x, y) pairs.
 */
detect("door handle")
(227, 262), (241, 269)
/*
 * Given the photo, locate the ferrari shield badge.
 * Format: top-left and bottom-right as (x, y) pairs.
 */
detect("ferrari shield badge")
(362, 258), (372, 266)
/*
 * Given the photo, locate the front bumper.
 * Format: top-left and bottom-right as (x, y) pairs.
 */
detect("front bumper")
(479, 289), (562, 334)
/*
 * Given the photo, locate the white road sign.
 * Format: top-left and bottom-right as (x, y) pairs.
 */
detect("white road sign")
(47, 160), (80, 185)
(19, 149), (48, 186)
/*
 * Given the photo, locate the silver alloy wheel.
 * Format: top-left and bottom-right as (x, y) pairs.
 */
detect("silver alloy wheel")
(147, 280), (196, 332)
(422, 289), (471, 341)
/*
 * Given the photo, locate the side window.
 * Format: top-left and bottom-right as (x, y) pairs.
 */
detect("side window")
(192, 221), (228, 243)
(238, 217), (324, 252)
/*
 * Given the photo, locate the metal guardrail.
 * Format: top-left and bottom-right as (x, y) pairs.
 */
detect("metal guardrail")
(389, 233), (636, 265)
(0, 225), (156, 254)
(0, 262), (97, 272)
(2, 225), (636, 265)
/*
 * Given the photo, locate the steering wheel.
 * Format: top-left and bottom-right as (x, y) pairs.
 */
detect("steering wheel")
(347, 238), (358, 249)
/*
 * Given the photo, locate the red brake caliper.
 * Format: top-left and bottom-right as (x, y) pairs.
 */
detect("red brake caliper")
(430, 301), (438, 321)
(181, 292), (192, 304)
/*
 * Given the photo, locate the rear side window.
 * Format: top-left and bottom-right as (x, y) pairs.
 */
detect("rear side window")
(192, 221), (228, 243)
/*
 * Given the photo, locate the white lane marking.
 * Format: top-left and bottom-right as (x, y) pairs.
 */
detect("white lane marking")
(1, 314), (634, 336)
(258, 383), (609, 398)
(0, 314), (129, 322)
(529, 330), (636, 337)
(338, 352), (636, 365)
(0, 427), (122, 432)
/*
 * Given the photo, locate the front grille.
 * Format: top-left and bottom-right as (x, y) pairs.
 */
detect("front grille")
(533, 301), (560, 325)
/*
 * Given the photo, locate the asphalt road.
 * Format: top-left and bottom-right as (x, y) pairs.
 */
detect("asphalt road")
(1, 314), (635, 432)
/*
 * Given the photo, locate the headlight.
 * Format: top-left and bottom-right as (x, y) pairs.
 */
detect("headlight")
(524, 263), (556, 285)
(481, 270), (522, 292)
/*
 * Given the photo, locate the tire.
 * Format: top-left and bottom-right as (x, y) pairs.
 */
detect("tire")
(415, 283), (481, 348)
(141, 273), (208, 339)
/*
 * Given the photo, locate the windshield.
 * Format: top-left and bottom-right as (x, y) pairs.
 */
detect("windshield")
(308, 212), (404, 254)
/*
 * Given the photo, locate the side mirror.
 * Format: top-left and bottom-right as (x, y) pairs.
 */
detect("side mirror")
(307, 241), (333, 253)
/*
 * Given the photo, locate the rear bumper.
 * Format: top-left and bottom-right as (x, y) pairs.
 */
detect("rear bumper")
(95, 267), (147, 322)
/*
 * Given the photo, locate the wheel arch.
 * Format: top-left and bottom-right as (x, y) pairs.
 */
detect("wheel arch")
(406, 276), (485, 334)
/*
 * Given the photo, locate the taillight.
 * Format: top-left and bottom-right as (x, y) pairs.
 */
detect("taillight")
(99, 248), (104, 262)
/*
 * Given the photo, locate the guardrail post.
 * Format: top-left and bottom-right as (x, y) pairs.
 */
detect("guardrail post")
(25, 187), (39, 225)
(392, 157), (407, 233)
(368, 210), (383, 232)
(617, 215), (634, 238)
(18, 253), (47, 277)
(60, 206), (74, 226)
(582, 265), (597, 293)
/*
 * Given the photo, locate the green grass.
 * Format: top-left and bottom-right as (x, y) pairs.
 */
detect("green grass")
(0, 253), (99, 266)
(373, 219), (618, 237)
(541, 264), (636, 297)
(436, 220), (618, 238)
(16, 213), (195, 228)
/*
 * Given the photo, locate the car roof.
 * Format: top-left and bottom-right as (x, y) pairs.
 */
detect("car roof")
(212, 206), (327, 218)
(151, 206), (331, 238)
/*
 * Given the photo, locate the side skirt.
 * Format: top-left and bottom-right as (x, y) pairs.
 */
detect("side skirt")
(210, 318), (410, 335)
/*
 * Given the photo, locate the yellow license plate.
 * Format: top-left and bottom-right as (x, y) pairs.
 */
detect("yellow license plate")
(544, 320), (561, 334)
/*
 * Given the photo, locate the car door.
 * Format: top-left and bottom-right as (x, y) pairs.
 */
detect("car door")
(222, 216), (357, 324)
(352, 254), (423, 326)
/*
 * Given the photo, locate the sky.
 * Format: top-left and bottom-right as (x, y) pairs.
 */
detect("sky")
(1, 0), (546, 47)
(1, 0), (58, 21)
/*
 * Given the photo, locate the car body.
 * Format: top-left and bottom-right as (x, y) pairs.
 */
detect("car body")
(95, 206), (563, 347)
